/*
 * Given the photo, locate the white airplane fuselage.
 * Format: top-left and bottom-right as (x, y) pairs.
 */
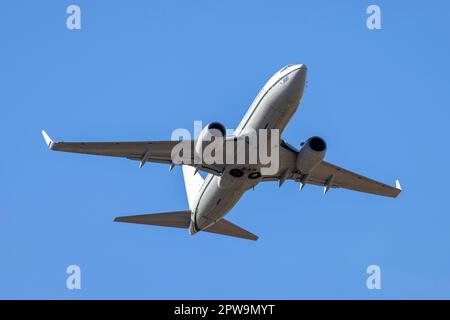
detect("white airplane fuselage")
(190, 64), (308, 234)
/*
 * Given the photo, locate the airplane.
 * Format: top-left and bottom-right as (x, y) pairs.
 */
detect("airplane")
(42, 64), (401, 241)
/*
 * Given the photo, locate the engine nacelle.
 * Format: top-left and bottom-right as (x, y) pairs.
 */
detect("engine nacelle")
(296, 136), (327, 175)
(195, 122), (226, 160)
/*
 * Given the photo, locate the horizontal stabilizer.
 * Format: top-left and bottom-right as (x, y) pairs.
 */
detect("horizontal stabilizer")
(204, 218), (258, 241)
(114, 210), (191, 229)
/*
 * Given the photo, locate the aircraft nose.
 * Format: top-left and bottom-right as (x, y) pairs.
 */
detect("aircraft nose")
(284, 64), (307, 104)
(290, 64), (307, 89)
(293, 64), (307, 79)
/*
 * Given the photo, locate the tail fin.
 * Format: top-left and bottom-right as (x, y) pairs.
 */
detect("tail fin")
(114, 210), (191, 228)
(204, 218), (259, 241)
(182, 165), (204, 210)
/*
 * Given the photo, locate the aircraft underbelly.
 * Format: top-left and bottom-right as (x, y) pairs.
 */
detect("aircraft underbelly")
(194, 175), (246, 230)
(242, 89), (299, 135)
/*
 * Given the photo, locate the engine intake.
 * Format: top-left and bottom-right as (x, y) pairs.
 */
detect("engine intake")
(206, 122), (226, 136)
(195, 122), (226, 161)
(308, 136), (326, 152)
(296, 136), (327, 175)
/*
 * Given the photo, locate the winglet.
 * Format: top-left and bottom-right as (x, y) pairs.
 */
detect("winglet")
(395, 179), (402, 190)
(41, 130), (55, 149)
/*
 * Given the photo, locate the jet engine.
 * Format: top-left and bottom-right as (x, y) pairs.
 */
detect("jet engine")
(296, 136), (327, 175)
(195, 122), (226, 161)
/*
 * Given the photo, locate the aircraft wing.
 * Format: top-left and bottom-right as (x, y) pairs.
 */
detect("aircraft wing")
(261, 142), (401, 198)
(41, 130), (225, 174)
(295, 161), (402, 198)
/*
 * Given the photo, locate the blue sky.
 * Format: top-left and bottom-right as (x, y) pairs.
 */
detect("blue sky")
(1, 1), (450, 299)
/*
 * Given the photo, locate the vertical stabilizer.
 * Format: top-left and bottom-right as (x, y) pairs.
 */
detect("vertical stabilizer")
(182, 165), (204, 210)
